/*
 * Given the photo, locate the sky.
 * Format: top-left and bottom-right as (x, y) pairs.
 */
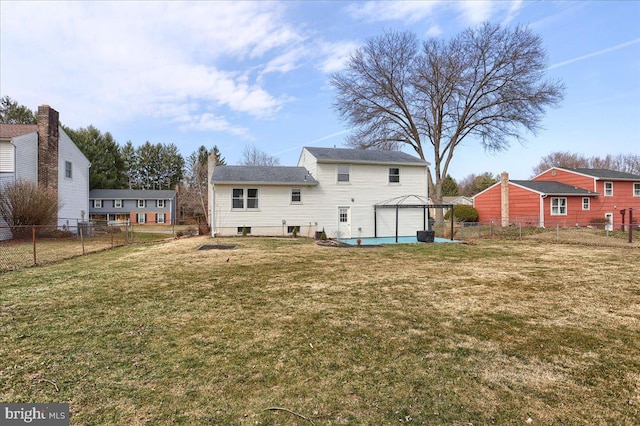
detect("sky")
(1, 0), (639, 180)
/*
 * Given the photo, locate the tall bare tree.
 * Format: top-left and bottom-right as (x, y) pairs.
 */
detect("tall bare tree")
(331, 23), (564, 205)
(182, 145), (225, 224)
(240, 145), (280, 166)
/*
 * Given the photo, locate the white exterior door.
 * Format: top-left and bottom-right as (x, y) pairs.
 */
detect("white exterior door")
(604, 213), (613, 231)
(338, 207), (351, 238)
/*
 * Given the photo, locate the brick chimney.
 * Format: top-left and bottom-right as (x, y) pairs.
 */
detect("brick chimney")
(501, 171), (509, 227)
(37, 105), (60, 191)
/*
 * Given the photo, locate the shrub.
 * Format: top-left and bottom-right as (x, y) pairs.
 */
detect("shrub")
(590, 217), (609, 229)
(444, 204), (479, 222)
(320, 228), (327, 240)
(0, 180), (61, 239)
(242, 226), (247, 237)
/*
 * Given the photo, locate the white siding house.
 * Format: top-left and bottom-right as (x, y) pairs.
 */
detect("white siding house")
(0, 105), (90, 239)
(209, 147), (430, 239)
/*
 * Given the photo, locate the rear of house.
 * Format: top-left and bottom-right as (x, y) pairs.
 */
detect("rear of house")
(209, 147), (430, 238)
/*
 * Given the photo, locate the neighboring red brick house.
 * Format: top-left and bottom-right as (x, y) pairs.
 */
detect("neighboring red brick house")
(474, 168), (640, 229)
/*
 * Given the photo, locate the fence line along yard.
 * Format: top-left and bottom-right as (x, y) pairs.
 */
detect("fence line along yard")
(0, 221), (197, 273)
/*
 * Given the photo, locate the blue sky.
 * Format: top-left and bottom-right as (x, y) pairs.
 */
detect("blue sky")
(1, 1), (639, 180)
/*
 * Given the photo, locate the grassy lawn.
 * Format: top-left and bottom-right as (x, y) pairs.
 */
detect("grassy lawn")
(1, 237), (638, 424)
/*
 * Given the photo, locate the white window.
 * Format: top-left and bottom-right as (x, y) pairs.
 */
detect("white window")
(247, 189), (259, 209)
(232, 189), (244, 209)
(291, 188), (301, 203)
(389, 167), (400, 183)
(551, 197), (567, 216)
(337, 165), (350, 183)
(137, 213), (146, 223)
(582, 197), (590, 210)
(634, 183), (640, 197)
(114, 199), (123, 208)
(93, 199), (102, 208)
(157, 199), (165, 208)
(604, 181), (613, 197)
(137, 199), (146, 208)
(157, 213), (165, 224)
(65, 161), (72, 178)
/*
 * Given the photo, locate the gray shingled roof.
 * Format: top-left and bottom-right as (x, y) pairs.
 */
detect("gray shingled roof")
(511, 180), (598, 196)
(561, 168), (640, 180)
(212, 166), (318, 185)
(89, 189), (176, 199)
(304, 146), (427, 165)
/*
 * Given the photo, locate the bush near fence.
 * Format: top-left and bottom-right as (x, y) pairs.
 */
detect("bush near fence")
(0, 221), (182, 272)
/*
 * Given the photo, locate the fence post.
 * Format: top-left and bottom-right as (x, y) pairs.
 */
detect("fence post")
(519, 222), (522, 240)
(556, 224), (559, 242)
(79, 224), (85, 255)
(32, 226), (37, 266)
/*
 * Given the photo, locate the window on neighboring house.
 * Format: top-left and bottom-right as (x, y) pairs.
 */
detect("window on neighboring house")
(65, 161), (72, 178)
(389, 167), (400, 183)
(551, 197), (567, 216)
(137, 199), (146, 208)
(237, 226), (251, 235)
(604, 181), (613, 196)
(582, 197), (590, 210)
(287, 225), (300, 234)
(137, 213), (146, 223)
(157, 213), (165, 224)
(634, 183), (640, 197)
(114, 199), (123, 208)
(247, 189), (259, 209)
(232, 189), (244, 209)
(93, 200), (102, 208)
(291, 188), (301, 203)
(157, 200), (165, 208)
(337, 165), (350, 183)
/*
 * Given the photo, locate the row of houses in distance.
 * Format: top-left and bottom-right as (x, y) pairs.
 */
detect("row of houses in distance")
(1, 104), (638, 241)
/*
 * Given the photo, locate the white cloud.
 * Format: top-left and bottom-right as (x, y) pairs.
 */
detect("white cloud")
(345, 1), (440, 23)
(455, 1), (495, 25)
(317, 41), (361, 73)
(176, 112), (252, 138)
(0, 1), (296, 132)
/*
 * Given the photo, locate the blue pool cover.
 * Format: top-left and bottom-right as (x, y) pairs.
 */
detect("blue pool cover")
(339, 236), (456, 245)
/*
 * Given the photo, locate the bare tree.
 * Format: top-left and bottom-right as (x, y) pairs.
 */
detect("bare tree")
(331, 23), (564, 206)
(240, 145), (280, 166)
(532, 152), (640, 176)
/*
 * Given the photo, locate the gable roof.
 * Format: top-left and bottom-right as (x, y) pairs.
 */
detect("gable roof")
(0, 124), (38, 139)
(511, 180), (598, 196)
(303, 146), (428, 166)
(89, 189), (176, 199)
(212, 166), (319, 185)
(558, 167), (640, 181)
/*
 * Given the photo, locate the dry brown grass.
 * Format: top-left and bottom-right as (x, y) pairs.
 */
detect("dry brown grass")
(1, 236), (638, 424)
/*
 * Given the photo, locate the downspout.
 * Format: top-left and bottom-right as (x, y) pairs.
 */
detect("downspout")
(540, 195), (547, 228)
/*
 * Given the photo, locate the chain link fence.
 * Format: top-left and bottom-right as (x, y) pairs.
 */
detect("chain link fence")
(438, 219), (639, 247)
(0, 221), (190, 273)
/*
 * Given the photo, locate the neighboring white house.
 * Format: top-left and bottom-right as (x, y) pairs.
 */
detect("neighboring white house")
(208, 147), (430, 239)
(0, 105), (91, 240)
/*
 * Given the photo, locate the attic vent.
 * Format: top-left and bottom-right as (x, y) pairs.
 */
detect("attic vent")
(552, 170), (556, 176)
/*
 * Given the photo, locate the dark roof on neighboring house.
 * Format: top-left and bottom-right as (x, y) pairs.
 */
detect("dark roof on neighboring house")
(212, 166), (319, 185)
(303, 146), (428, 166)
(89, 189), (177, 199)
(559, 167), (640, 181)
(0, 124), (38, 139)
(511, 180), (598, 196)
